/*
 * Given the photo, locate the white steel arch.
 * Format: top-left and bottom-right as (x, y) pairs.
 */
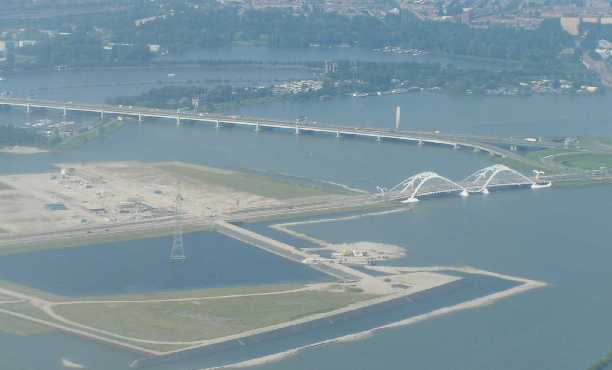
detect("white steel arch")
(463, 164), (536, 193)
(390, 172), (468, 202)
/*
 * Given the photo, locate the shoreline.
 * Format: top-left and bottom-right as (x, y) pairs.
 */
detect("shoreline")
(201, 266), (546, 370)
(0, 146), (49, 155)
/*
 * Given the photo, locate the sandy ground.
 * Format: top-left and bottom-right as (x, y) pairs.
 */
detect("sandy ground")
(271, 212), (408, 263)
(0, 161), (282, 235)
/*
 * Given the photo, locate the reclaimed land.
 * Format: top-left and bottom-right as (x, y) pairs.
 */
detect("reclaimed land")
(0, 310), (55, 336)
(53, 290), (373, 345)
(155, 162), (350, 199)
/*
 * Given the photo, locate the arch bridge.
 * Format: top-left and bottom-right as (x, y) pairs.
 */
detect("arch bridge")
(383, 165), (551, 203)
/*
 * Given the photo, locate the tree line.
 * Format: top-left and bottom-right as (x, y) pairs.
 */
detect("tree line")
(11, 2), (577, 68)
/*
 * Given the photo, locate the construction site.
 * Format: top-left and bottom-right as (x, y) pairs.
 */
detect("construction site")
(0, 160), (548, 369)
(0, 161), (347, 236)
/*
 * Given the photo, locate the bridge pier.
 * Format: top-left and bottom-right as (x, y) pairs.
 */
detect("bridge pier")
(138, 113), (143, 123)
(215, 120), (220, 129)
(176, 116), (181, 126)
(452, 143), (459, 150)
(473, 147), (480, 153)
(460, 189), (469, 197)
(255, 123), (260, 132)
(100, 111), (104, 120)
(376, 136), (381, 142)
(63, 107), (67, 117)
(510, 145), (518, 151)
(418, 139), (423, 146)
(26, 104), (31, 114)
(295, 126), (300, 135)
(481, 188), (490, 195)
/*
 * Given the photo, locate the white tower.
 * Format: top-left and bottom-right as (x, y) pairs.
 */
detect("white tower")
(395, 106), (401, 130)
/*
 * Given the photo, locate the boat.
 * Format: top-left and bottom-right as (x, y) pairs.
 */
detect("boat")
(531, 182), (552, 189)
(61, 358), (85, 369)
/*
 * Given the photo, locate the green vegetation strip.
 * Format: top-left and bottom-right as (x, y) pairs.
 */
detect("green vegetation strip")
(55, 291), (372, 343)
(0, 223), (213, 256)
(526, 148), (574, 161)
(51, 119), (124, 150)
(556, 153), (612, 171)
(156, 162), (344, 199)
(86, 283), (304, 302)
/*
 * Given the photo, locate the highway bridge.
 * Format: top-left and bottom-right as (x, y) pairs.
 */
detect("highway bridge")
(0, 97), (565, 158)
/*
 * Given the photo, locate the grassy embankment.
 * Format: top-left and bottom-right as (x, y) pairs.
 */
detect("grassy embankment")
(156, 162), (351, 199)
(86, 283), (305, 302)
(0, 222), (213, 257)
(497, 138), (612, 176)
(54, 290), (374, 350)
(554, 153), (612, 170)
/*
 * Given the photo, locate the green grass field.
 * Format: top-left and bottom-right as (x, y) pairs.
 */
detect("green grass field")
(0, 311), (55, 336)
(557, 153), (612, 170)
(55, 290), (373, 343)
(156, 162), (347, 199)
(526, 148), (573, 160)
(83, 283), (304, 301)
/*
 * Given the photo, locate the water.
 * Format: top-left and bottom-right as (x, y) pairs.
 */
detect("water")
(0, 121), (490, 189)
(272, 186), (612, 370)
(0, 231), (326, 297)
(228, 93), (612, 137)
(0, 331), (139, 370)
(156, 45), (522, 70)
(136, 274), (518, 369)
(0, 64), (313, 103)
(1, 47), (611, 370)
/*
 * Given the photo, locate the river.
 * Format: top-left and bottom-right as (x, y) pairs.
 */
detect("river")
(0, 48), (610, 370)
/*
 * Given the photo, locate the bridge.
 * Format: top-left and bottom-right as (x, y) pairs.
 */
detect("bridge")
(382, 164), (552, 203)
(0, 97), (565, 158)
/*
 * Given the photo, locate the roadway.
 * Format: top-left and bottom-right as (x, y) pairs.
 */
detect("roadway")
(0, 97), (565, 157)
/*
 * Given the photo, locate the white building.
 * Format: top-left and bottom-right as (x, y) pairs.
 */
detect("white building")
(0, 40), (6, 62)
